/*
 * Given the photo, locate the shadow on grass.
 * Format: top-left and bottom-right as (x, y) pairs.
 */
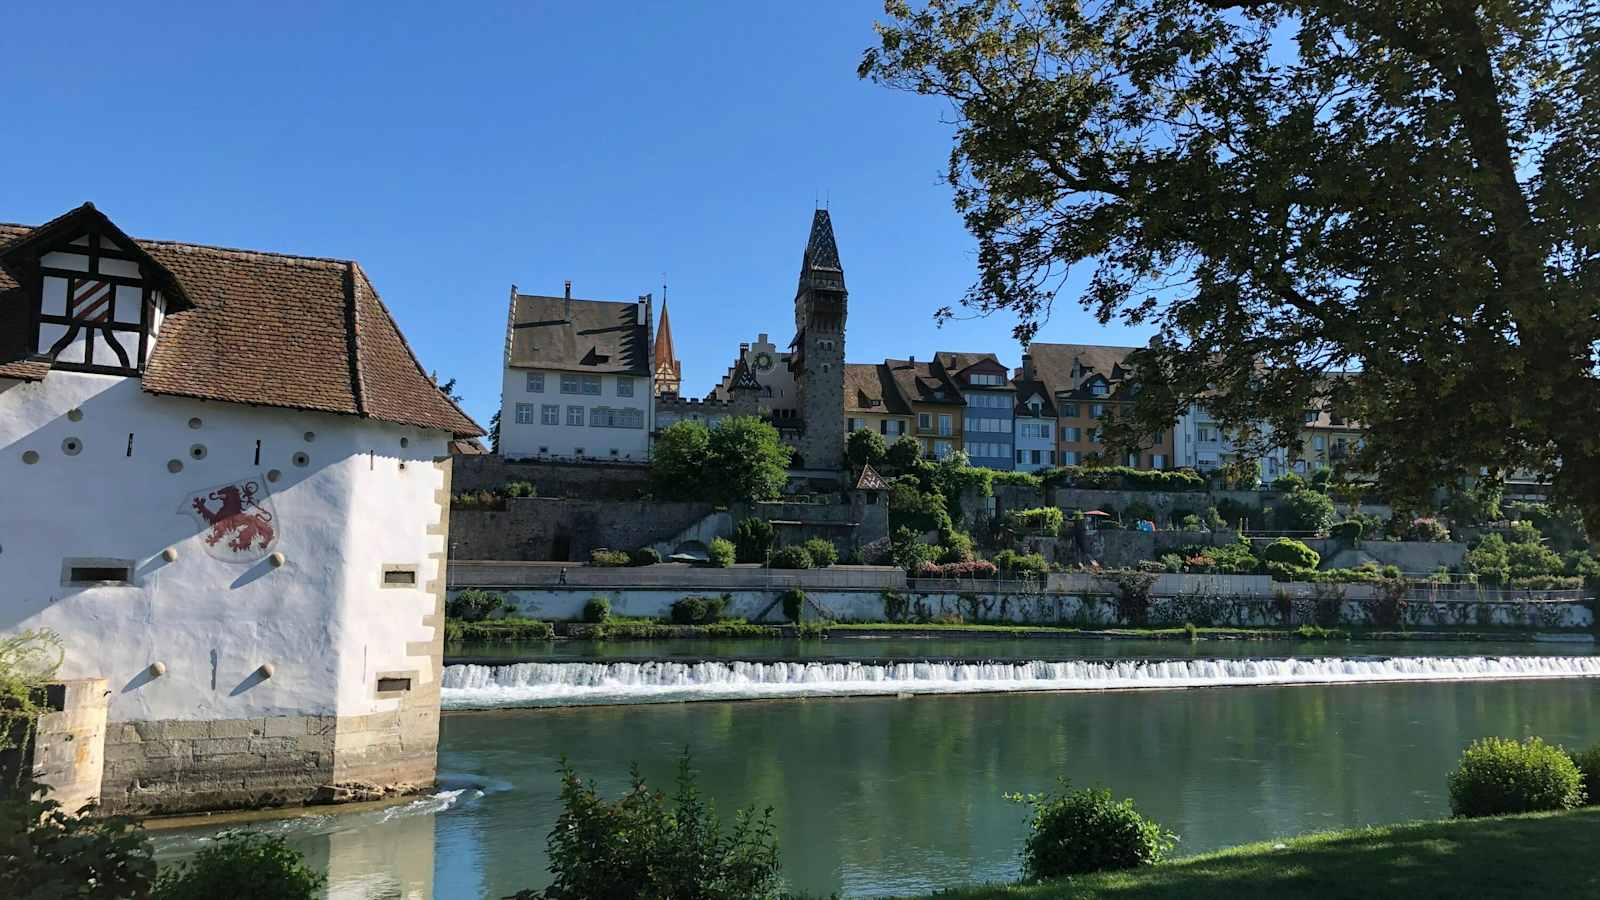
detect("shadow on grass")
(924, 808), (1600, 900)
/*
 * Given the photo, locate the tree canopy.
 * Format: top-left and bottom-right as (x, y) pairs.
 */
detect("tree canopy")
(861, 0), (1600, 531)
(651, 418), (792, 503)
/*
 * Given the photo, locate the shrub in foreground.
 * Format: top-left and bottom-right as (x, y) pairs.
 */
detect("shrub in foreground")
(1009, 781), (1176, 879)
(670, 594), (729, 625)
(708, 537), (736, 568)
(802, 537), (839, 568)
(153, 831), (325, 900)
(768, 546), (814, 569)
(0, 780), (155, 899)
(511, 754), (783, 900)
(446, 588), (505, 622)
(581, 596), (610, 624)
(733, 517), (775, 563)
(630, 547), (662, 566)
(1260, 537), (1320, 570)
(1447, 736), (1585, 818)
(1569, 744), (1600, 806)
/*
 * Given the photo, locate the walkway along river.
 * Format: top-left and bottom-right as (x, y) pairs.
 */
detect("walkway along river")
(151, 639), (1600, 898)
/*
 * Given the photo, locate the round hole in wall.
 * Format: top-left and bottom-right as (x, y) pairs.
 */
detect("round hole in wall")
(61, 437), (82, 456)
(189, 443), (208, 460)
(292, 451), (310, 468)
(303, 431), (316, 443)
(66, 407), (83, 422)
(188, 417), (203, 430)
(400, 437), (410, 448)
(266, 468), (282, 483)
(21, 450), (39, 465)
(167, 459), (184, 474)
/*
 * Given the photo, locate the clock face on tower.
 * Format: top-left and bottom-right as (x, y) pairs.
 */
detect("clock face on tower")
(754, 352), (773, 371)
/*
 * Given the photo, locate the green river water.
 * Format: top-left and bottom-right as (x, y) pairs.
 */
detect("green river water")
(150, 637), (1600, 898)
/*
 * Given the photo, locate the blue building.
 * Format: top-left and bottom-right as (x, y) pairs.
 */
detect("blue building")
(934, 352), (1016, 470)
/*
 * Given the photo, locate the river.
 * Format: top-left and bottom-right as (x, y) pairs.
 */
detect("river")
(150, 638), (1600, 898)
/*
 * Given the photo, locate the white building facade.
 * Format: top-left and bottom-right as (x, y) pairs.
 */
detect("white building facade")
(1011, 380), (1057, 472)
(1172, 403), (1288, 483)
(0, 204), (482, 815)
(497, 285), (654, 461)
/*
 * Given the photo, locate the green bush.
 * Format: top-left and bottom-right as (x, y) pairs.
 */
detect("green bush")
(669, 594), (730, 625)
(581, 596), (610, 624)
(1507, 575), (1584, 590)
(1203, 540), (1261, 575)
(630, 547), (662, 566)
(802, 538), (839, 568)
(891, 527), (941, 572)
(1010, 781), (1176, 880)
(845, 427), (888, 469)
(446, 588), (505, 622)
(884, 434), (923, 472)
(1569, 744), (1600, 807)
(733, 518), (775, 563)
(1263, 561), (1317, 582)
(0, 779), (156, 899)
(1006, 506), (1065, 536)
(1158, 552), (1185, 573)
(153, 831), (325, 900)
(1564, 550), (1600, 589)
(768, 546), (814, 569)
(937, 530), (976, 563)
(445, 618), (554, 642)
(1278, 488), (1336, 534)
(1261, 537), (1320, 570)
(1042, 465), (1205, 492)
(1179, 514), (1204, 531)
(1204, 506), (1226, 530)
(1508, 539), (1564, 579)
(1447, 737), (1585, 818)
(510, 753), (783, 900)
(993, 549), (1051, 580)
(499, 479), (537, 498)
(781, 588), (806, 623)
(1464, 533), (1512, 585)
(1330, 520), (1365, 543)
(1404, 517), (1452, 543)
(588, 549), (630, 567)
(991, 470), (1044, 489)
(708, 537), (736, 568)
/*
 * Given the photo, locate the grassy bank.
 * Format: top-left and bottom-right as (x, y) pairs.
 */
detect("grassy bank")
(914, 808), (1600, 899)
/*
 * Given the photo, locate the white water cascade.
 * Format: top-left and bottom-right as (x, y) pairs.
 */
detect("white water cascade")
(439, 655), (1600, 709)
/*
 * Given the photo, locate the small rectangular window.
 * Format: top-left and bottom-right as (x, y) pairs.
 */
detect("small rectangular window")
(581, 375), (602, 395)
(526, 373), (545, 393)
(542, 404), (560, 425)
(561, 374), (580, 394)
(1062, 403), (1079, 417)
(381, 565), (418, 587)
(515, 402), (535, 424)
(377, 677), (412, 693)
(61, 558), (134, 586)
(616, 377), (634, 398)
(567, 405), (584, 426)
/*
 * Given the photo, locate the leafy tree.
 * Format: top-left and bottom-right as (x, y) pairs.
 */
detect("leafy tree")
(884, 434), (923, 473)
(846, 428), (888, 470)
(1278, 489), (1336, 535)
(651, 420), (711, 501)
(1, 629), (61, 755)
(862, 0), (1600, 534)
(732, 518), (775, 563)
(0, 780), (156, 899)
(706, 416), (792, 503)
(488, 410), (501, 455)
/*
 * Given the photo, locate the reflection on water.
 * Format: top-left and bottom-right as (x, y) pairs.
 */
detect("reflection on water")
(153, 672), (1600, 898)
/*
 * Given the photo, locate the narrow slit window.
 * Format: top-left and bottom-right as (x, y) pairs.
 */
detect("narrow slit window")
(62, 558), (135, 585)
(126, 433), (134, 457)
(377, 677), (412, 692)
(383, 569), (416, 586)
(254, 439), (261, 465)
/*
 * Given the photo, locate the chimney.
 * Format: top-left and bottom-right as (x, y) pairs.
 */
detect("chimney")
(1021, 352), (1034, 380)
(908, 354), (915, 366)
(563, 280), (572, 322)
(637, 292), (649, 325)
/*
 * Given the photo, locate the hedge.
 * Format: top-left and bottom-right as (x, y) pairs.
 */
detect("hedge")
(1041, 465), (1206, 492)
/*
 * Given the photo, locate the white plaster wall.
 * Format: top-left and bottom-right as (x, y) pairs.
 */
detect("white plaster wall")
(498, 366), (651, 460)
(0, 371), (450, 723)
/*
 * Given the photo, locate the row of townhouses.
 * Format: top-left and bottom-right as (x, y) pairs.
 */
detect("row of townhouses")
(495, 211), (1357, 479)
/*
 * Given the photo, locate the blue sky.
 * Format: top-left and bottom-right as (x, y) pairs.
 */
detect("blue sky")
(0, 1), (1152, 428)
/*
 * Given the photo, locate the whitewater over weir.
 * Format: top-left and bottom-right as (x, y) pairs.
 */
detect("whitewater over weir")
(439, 654), (1600, 709)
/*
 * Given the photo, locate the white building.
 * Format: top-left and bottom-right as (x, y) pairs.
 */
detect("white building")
(497, 283), (654, 461)
(0, 203), (483, 815)
(1172, 402), (1288, 482)
(1011, 378), (1057, 472)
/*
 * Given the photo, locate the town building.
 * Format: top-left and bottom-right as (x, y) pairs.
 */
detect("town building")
(788, 210), (849, 469)
(1023, 343), (1174, 468)
(497, 283), (654, 461)
(0, 203), (482, 815)
(884, 356), (965, 460)
(1011, 374), (1057, 471)
(935, 351), (1015, 470)
(655, 358), (763, 431)
(710, 332), (799, 424)
(844, 362), (912, 440)
(1295, 404), (1364, 474)
(1172, 403), (1290, 482)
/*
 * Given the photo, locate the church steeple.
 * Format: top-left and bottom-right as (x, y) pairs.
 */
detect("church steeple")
(653, 296), (682, 397)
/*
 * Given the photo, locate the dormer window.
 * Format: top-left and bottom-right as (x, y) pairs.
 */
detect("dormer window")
(1090, 381), (1109, 397)
(33, 233), (160, 375)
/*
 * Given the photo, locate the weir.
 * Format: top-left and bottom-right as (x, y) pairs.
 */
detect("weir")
(440, 654), (1600, 708)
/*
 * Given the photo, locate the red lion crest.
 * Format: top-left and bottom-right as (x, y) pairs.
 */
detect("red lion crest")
(182, 479), (277, 561)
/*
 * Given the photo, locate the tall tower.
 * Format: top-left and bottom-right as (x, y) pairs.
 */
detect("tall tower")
(790, 209), (848, 469)
(653, 296), (682, 397)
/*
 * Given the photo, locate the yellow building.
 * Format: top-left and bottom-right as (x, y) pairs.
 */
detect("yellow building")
(1023, 343), (1174, 468)
(883, 357), (964, 459)
(1295, 406), (1363, 473)
(843, 362), (912, 441)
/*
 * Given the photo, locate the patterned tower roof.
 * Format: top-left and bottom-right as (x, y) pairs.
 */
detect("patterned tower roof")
(653, 297), (681, 394)
(798, 209), (845, 291)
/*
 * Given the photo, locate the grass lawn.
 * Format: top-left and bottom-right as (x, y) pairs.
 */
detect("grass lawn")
(912, 808), (1600, 899)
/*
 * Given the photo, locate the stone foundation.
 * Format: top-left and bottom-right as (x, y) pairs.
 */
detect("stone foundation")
(30, 678), (109, 814)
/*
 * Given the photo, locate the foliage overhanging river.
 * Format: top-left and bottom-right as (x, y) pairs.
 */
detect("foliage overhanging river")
(151, 638), (1600, 898)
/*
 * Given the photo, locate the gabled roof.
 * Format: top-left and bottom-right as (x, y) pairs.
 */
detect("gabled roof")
(1026, 342), (1143, 402)
(884, 357), (964, 406)
(855, 463), (889, 491)
(844, 362), (911, 415)
(728, 357), (762, 392)
(934, 351), (1010, 379)
(507, 293), (650, 376)
(0, 205), (482, 437)
(1011, 378), (1058, 417)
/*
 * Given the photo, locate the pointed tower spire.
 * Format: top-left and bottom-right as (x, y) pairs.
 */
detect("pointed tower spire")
(798, 209), (844, 293)
(653, 296), (682, 397)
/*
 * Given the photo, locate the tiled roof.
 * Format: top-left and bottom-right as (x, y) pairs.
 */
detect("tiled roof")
(728, 357), (762, 392)
(0, 205), (482, 437)
(802, 210), (842, 273)
(1026, 343), (1143, 401)
(854, 463), (889, 491)
(844, 362), (911, 415)
(507, 293), (650, 376)
(1011, 378), (1057, 417)
(883, 358), (964, 406)
(934, 351), (1007, 377)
